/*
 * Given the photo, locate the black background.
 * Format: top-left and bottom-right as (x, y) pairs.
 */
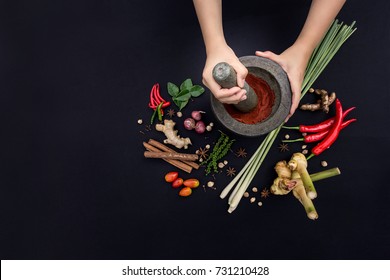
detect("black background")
(1, 0), (389, 259)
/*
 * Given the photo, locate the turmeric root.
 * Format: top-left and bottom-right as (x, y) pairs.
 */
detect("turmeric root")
(155, 119), (192, 149)
(288, 153), (317, 199)
(300, 88), (336, 113)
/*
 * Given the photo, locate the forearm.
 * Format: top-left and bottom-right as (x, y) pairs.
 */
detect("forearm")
(295, 0), (346, 56)
(193, 0), (226, 54)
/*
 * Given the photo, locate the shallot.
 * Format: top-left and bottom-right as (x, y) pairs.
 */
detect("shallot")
(184, 118), (196, 130)
(195, 121), (206, 134)
(191, 111), (205, 121)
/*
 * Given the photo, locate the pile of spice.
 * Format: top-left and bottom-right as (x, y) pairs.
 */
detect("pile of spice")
(224, 73), (275, 124)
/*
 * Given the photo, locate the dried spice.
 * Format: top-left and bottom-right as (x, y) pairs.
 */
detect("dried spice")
(226, 167), (236, 177)
(235, 147), (247, 158)
(278, 143), (289, 152)
(197, 147), (209, 160)
(167, 109), (176, 118)
(260, 188), (270, 199)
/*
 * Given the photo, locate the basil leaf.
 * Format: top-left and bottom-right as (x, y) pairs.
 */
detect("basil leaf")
(180, 78), (193, 91)
(167, 82), (179, 97)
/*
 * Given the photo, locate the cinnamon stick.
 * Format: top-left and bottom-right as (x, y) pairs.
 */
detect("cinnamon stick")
(148, 139), (200, 170)
(144, 151), (198, 161)
(143, 142), (192, 173)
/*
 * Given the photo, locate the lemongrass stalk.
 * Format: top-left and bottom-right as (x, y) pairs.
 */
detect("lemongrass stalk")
(310, 167), (341, 182)
(227, 128), (277, 203)
(226, 133), (271, 202)
(228, 128), (280, 212)
(219, 140), (264, 199)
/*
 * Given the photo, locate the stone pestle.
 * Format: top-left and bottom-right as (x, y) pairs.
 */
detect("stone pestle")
(212, 62), (258, 113)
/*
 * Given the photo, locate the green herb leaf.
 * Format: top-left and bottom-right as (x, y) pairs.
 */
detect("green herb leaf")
(180, 79), (193, 91)
(175, 93), (191, 102)
(178, 100), (189, 111)
(172, 98), (181, 108)
(167, 82), (179, 97)
(189, 85), (205, 97)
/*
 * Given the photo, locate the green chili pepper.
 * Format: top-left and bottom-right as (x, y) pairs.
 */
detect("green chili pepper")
(156, 102), (163, 122)
(150, 102), (164, 124)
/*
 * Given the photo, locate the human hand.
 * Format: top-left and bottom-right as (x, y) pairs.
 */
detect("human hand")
(202, 44), (248, 104)
(256, 43), (311, 121)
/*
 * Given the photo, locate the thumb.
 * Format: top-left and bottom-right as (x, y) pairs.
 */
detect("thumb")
(287, 77), (302, 119)
(255, 50), (283, 65)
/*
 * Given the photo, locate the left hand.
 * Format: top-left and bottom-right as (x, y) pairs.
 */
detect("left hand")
(256, 44), (311, 122)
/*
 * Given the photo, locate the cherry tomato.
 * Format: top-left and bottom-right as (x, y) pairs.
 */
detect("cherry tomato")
(172, 178), (183, 188)
(165, 171), (178, 183)
(179, 187), (192, 197)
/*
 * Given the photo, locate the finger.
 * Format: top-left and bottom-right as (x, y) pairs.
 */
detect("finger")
(256, 50), (285, 67)
(230, 61), (248, 88)
(285, 79), (302, 121)
(219, 89), (247, 104)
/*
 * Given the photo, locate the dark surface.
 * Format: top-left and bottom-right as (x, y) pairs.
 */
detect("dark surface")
(0, 0), (389, 259)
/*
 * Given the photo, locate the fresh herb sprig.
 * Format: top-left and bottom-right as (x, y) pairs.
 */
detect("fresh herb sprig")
(202, 131), (235, 175)
(167, 79), (205, 111)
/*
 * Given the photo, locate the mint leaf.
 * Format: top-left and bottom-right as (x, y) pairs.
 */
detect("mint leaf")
(189, 85), (205, 97)
(167, 82), (179, 97)
(180, 79), (193, 91)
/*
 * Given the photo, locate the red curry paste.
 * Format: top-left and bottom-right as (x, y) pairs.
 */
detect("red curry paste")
(224, 73), (275, 124)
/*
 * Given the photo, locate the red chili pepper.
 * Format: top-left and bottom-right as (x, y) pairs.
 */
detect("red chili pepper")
(307, 99), (344, 159)
(153, 83), (167, 104)
(283, 106), (355, 133)
(161, 101), (171, 108)
(284, 118), (357, 143)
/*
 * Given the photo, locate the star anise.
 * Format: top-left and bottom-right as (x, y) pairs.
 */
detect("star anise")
(197, 147), (209, 160)
(278, 143), (289, 152)
(226, 166), (236, 177)
(235, 147), (247, 158)
(260, 188), (270, 199)
(166, 109), (176, 118)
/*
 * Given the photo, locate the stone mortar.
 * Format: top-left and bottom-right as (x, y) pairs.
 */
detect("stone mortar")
(210, 56), (292, 137)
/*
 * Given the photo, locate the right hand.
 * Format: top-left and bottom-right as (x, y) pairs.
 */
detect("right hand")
(202, 44), (248, 104)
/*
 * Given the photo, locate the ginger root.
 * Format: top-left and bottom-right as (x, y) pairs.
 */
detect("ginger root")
(155, 119), (192, 149)
(271, 161), (296, 195)
(300, 88), (336, 113)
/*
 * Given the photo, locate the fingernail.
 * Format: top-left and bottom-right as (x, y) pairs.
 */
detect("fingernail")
(240, 95), (247, 101)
